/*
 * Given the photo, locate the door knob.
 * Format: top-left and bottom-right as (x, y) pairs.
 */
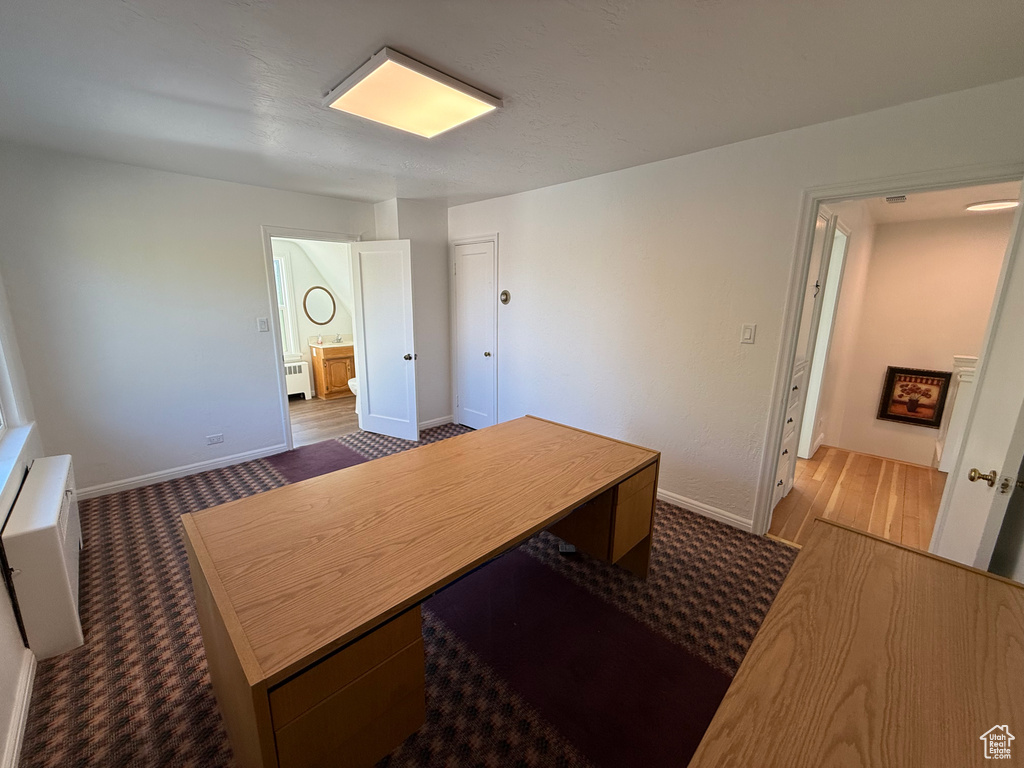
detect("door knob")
(403, 354), (412, 361)
(483, 352), (492, 357)
(968, 468), (998, 487)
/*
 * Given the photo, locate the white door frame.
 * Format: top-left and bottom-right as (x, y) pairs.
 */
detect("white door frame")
(260, 225), (362, 451)
(449, 234), (499, 426)
(798, 216), (851, 459)
(752, 162), (1024, 537)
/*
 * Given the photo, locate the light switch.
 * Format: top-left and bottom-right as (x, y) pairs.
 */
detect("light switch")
(741, 323), (757, 344)
(257, 317), (270, 333)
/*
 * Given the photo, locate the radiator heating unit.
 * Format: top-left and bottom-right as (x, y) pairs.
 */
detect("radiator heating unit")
(1, 454), (84, 659)
(285, 360), (312, 400)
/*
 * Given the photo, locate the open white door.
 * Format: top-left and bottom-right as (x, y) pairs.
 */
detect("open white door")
(799, 220), (850, 458)
(350, 240), (419, 440)
(931, 206), (1024, 573)
(453, 239), (497, 429)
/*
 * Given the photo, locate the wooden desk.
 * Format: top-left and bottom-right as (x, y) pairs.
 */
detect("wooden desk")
(181, 416), (659, 768)
(689, 518), (1024, 768)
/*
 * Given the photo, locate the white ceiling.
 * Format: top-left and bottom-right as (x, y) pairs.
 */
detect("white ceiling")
(1, 0), (1022, 205)
(863, 180), (1022, 224)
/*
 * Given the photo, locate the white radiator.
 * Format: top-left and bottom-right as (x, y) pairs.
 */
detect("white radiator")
(285, 361), (311, 399)
(1, 455), (84, 660)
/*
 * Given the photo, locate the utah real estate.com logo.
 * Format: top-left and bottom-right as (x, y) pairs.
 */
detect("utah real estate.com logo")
(980, 725), (1014, 760)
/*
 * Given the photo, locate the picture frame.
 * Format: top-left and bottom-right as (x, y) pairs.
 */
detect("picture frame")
(876, 366), (952, 429)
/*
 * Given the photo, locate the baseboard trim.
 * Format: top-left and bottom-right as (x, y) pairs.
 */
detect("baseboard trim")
(78, 443), (289, 500)
(419, 415), (454, 430)
(1, 649), (35, 768)
(657, 488), (754, 533)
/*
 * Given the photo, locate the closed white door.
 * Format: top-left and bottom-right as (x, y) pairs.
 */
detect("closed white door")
(453, 240), (497, 429)
(350, 240), (419, 440)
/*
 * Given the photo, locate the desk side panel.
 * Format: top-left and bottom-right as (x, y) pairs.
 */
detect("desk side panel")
(184, 521), (278, 768)
(613, 457), (659, 577)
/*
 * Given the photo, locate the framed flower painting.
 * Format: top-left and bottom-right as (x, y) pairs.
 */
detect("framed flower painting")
(876, 366), (952, 428)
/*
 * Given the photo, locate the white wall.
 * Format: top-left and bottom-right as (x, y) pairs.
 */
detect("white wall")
(293, 239), (356, 322)
(0, 143), (376, 492)
(825, 212), (1014, 465)
(448, 78), (1024, 528)
(817, 201), (876, 450)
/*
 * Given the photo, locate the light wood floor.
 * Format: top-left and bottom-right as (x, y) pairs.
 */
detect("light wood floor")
(768, 445), (946, 550)
(288, 395), (358, 447)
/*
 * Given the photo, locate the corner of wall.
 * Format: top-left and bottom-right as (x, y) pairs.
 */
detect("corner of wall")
(373, 199), (400, 240)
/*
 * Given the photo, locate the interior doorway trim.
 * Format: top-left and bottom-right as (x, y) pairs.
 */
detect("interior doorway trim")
(260, 225), (362, 451)
(751, 161), (1024, 537)
(449, 234), (499, 426)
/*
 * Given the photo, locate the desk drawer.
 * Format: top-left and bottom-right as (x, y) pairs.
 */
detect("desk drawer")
(270, 607), (422, 730)
(617, 463), (657, 500)
(275, 638), (425, 768)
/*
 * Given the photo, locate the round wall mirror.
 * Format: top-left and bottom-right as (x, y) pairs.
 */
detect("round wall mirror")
(302, 286), (337, 325)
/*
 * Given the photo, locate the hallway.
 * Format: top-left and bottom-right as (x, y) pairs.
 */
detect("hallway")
(768, 446), (946, 549)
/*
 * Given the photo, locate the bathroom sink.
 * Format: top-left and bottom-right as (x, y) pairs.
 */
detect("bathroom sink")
(311, 341), (353, 348)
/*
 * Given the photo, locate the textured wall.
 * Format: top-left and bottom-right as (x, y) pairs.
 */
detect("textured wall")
(448, 80), (1024, 527)
(826, 213), (1013, 465)
(0, 144), (376, 490)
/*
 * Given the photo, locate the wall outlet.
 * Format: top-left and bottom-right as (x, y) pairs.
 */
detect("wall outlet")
(741, 323), (757, 344)
(206, 433), (224, 445)
(256, 317), (270, 333)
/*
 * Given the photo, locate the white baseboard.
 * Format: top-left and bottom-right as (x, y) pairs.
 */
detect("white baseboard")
(1, 649), (35, 768)
(419, 415), (454, 430)
(657, 488), (754, 533)
(78, 443), (289, 500)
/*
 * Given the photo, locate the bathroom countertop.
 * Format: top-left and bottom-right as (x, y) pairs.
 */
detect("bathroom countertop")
(309, 340), (354, 349)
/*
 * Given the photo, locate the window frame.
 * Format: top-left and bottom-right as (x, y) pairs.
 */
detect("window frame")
(272, 253), (300, 359)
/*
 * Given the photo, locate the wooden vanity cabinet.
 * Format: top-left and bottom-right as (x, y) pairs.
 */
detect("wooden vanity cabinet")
(310, 345), (355, 400)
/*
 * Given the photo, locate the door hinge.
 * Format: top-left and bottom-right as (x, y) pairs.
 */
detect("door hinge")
(997, 475), (1023, 494)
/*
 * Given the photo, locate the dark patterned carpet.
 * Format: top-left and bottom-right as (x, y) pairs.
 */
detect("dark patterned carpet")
(20, 423), (797, 768)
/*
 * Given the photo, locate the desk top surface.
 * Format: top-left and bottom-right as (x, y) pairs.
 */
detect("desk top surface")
(182, 416), (658, 685)
(688, 518), (1024, 768)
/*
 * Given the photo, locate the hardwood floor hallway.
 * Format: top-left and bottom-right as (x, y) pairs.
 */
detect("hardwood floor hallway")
(768, 446), (946, 549)
(288, 395), (359, 447)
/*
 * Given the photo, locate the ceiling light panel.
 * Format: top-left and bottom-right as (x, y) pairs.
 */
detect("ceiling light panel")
(965, 199), (1020, 212)
(325, 48), (501, 139)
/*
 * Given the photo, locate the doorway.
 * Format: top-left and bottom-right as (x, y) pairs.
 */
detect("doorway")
(764, 178), (1022, 551)
(265, 230), (361, 448)
(262, 228), (422, 448)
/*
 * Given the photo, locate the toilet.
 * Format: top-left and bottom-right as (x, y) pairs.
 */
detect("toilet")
(347, 377), (359, 412)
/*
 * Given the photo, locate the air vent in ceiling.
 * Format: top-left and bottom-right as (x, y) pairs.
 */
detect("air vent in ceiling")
(885, 195), (907, 204)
